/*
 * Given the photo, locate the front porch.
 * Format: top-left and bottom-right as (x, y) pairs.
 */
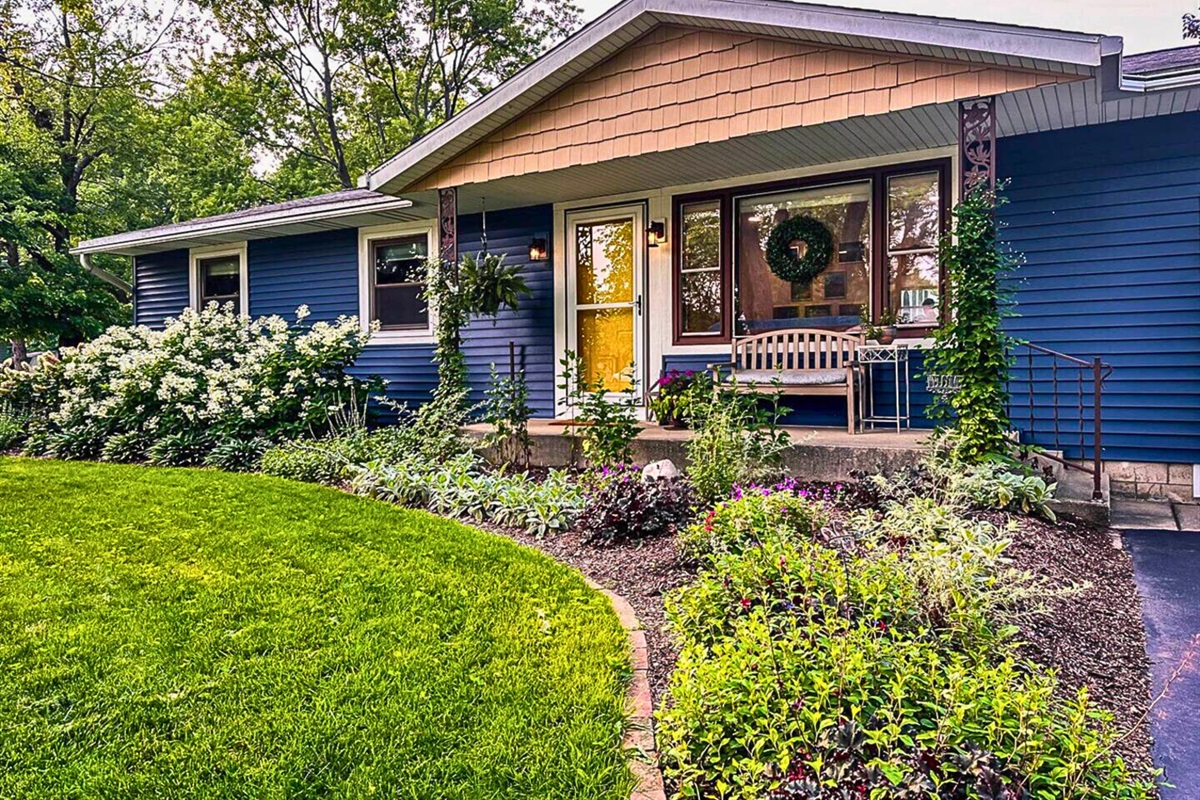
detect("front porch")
(467, 419), (928, 479)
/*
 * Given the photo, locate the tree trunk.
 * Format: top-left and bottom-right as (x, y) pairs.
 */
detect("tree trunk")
(9, 338), (28, 367)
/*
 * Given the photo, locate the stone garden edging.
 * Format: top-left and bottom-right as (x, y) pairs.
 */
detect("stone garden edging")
(585, 578), (668, 800)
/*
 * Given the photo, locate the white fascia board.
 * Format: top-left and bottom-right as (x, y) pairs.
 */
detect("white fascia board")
(72, 196), (415, 257)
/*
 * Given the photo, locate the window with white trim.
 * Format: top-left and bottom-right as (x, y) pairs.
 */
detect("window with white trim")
(371, 235), (429, 330)
(197, 254), (242, 309)
(190, 245), (247, 315)
(358, 222), (437, 342)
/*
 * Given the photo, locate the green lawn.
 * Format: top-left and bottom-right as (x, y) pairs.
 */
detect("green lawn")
(0, 458), (633, 799)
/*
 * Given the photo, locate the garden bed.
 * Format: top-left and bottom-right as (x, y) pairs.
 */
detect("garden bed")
(492, 490), (1157, 782)
(1001, 513), (1154, 774)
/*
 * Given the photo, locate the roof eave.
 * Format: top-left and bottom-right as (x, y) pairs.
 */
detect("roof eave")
(364, 0), (1117, 194)
(72, 196), (415, 257)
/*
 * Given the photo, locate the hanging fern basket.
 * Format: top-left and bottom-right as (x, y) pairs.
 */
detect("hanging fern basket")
(765, 216), (834, 283)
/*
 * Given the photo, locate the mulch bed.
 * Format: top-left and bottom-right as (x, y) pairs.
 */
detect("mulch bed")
(487, 494), (1156, 779)
(995, 511), (1155, 775)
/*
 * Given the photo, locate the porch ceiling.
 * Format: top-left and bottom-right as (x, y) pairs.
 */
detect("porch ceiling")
(429, 78), (1200, 211)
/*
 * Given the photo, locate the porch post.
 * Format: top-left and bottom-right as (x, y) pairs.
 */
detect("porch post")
(438, 187), (458, 265)
(958, 97), (996, 197)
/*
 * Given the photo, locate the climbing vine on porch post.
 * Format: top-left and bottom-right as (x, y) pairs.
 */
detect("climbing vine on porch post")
(926, 186), (1015, 463)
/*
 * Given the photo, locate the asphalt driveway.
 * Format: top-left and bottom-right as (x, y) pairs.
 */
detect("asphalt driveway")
(1123, 529), (1200, 799)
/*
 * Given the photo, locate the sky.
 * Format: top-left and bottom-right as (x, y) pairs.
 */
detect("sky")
(574, 0), (1199, 54)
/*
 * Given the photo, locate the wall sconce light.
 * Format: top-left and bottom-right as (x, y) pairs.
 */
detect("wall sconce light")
(528, 236), (548, 261)
(647, 220), (667, 248)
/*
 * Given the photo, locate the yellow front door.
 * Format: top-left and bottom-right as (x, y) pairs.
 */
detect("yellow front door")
(568, 208), (644, 394)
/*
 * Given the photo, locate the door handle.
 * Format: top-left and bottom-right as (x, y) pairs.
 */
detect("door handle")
(635, 294), (642, 315)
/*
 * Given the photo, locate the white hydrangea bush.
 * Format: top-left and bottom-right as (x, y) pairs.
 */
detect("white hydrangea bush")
(2, 304), (379, 460)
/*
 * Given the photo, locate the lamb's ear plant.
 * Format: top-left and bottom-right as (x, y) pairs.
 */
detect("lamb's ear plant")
(926, 184), (1017, 463)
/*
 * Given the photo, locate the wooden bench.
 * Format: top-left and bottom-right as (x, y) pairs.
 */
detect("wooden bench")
(709, 329), (861, 434)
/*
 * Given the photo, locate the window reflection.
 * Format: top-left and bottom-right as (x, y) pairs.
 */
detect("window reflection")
(886, 172), (941, 324)
(679, 201), (722, 336)
(373, 235), (429, 329)
(735, 182), (871, 333)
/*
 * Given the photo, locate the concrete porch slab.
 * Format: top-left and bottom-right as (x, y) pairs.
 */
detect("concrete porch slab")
(466, 421), (928, 480)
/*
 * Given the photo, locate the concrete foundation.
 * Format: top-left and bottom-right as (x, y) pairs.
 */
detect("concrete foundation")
(466, 420), (928, 481)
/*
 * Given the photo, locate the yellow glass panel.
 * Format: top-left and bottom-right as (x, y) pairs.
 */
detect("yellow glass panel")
(576, 220), (634, 305)
(577, 307), (634, 392)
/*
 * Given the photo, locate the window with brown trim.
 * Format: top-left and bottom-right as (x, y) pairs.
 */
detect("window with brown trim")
(885, 170), (943, 326)
(671, 159), (948, 344)
(675, 199), (728, 342)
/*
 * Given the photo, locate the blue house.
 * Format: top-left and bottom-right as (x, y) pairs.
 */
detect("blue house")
(75, 0), (1200, 500)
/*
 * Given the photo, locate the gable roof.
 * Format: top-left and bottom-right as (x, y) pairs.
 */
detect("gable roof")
(364, 0), (1125, 194)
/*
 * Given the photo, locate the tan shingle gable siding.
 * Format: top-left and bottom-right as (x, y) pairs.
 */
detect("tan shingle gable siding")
(409, 26), (1079, 191)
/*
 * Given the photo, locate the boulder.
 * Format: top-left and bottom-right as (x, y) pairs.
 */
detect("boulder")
(642, 459), (680, 481)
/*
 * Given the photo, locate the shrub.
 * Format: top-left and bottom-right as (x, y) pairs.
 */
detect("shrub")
(658, 496), (1152, 800)
(0, 405), (28, 451)
(100, 431), (150, 463)
(858, 444), (1058, 521)
(482, 362), (533, 468)
(147, 430), (214, 467)
(46, 425), (106, 461)
(575, 466), (697, 545)
(259, 406), (476, 487)
(678, 488), (828, 559)
(558, 350), (640, 468)
(0, 305), (375, 462)
(261, 438), (351, 485)
(204, 437), (272, 473)
(853, 497), (1052, 642)
(684, 382), (791, 502)
(649, 369), (713, 426)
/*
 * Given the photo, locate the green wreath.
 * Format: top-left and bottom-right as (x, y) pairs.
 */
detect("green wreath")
(765, 215), (834, 283)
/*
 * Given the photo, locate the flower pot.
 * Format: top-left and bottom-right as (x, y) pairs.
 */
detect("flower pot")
(878, 326), (897, 345)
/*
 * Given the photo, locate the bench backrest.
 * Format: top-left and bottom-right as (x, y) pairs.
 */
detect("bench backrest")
(731, 329), (860, 372)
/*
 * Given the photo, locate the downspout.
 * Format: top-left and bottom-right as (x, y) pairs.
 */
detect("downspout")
(77, 252), (132, 297)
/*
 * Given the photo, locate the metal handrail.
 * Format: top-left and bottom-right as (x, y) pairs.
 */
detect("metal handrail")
(1007, 341), (1113, 501)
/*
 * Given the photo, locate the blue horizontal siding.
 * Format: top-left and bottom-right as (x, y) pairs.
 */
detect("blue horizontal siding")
(234, 205), (556, 415)
(999, 112), (1200, 464)
(248, 229), (358, 322)
(133, 249), (188, 329)
(459, 205), (556, 417)
(245, 228), (436, 405)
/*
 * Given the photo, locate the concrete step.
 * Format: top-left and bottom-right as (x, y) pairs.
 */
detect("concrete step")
(1048, 466), (1110, 527)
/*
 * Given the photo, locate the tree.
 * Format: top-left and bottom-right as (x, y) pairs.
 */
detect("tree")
(195, 0), (581, 193)
(0, 0), (200, 350)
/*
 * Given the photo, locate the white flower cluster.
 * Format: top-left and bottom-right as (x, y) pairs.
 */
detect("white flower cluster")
(38, 304), (374, 441)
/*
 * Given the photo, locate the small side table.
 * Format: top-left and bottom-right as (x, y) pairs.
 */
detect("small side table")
(857, 342), (913, 432)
